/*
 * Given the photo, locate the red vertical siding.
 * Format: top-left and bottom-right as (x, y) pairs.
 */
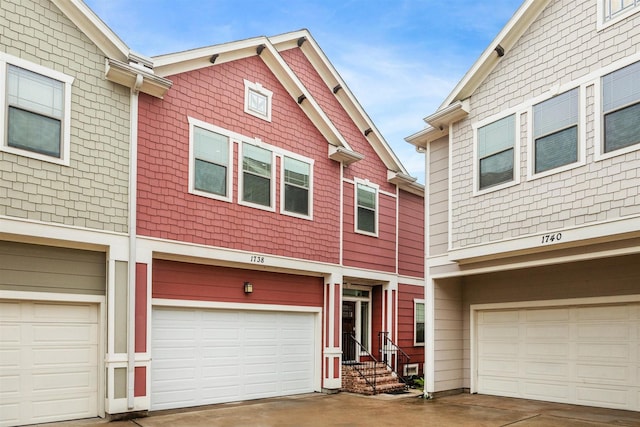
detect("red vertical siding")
(398, 189), (425, 278)
(371, 286), (383, 357)
(397, 283), (425, 374)
(137, 56), (341, 263)
(135, 263), (147, 353)
(134, 366), (146, 397)
(152, 259), (323, 307)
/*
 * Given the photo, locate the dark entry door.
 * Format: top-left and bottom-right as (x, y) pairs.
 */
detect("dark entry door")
(342, 301), (356, 361)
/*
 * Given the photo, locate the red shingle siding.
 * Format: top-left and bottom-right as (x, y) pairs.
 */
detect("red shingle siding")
(398, 190), (425, 278)
(398, 283), (425, 374)
(137, 56), (341, 263)
(153, 259), (323, 307)
(342, 182), (397, 272)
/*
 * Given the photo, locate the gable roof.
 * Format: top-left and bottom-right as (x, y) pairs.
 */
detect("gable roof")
(405, 0), (551, 148)
(51, 0), (171, 98)
(152, 30), (423, 196)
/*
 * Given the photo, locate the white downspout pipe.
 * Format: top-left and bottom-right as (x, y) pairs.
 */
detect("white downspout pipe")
(127, 74), (142, 410)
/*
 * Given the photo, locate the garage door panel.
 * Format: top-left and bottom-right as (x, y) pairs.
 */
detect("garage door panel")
(477, 303), (639, 411)
(151, 308), (316, 410)
(32, 303), (97, 323)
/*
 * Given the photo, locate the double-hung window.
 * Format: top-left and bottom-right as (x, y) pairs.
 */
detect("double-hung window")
(602, 60), (640, 154)
(282, 156), (312, 218)
(601, 0), (640, 25)
(532, 88), (579, 174)
(355, 181), (377, 235)
(1, 55), (73, 164)
(477, 114), (516, 190)
(241, 142), (274, 209)
(188, 117), (232, 201)
(414, 300), (425, 346)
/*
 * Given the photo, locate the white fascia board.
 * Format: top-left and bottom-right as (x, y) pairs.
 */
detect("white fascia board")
(51, 0), (129, 61)
(438, 0), (551, 109)
(258, 42), (352, 150)
(448, 215), (640, 264)
(404, 125), (447, 149)
(272, 31), (410, 176)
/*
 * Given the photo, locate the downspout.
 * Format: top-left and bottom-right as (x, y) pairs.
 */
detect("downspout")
(422, 142), (433, 400)
(127, 73), (143, 410)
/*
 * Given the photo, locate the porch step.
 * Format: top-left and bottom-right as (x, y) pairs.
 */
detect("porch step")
(341, 362), (406, 395)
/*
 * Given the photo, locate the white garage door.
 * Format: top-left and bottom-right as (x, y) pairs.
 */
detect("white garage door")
(477, 303), (640, 411)
(151, 307), (317, 410)
(0, 300), (99, 427)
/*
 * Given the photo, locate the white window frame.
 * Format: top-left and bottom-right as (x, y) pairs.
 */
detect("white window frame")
(187, 117), (234, 203)
(244, 80), (273, 122)
(280, 153), (314, 220)
(414, 299), (425, 347)
(473, 111), (521, 196)
(597, 0), (640, 30)
(594, 59), (640, 161)
(354, 178), (379, 237)
(239, 139), (276, 212)
(0, 53), (73, 166)
(527, 86), (586, 180)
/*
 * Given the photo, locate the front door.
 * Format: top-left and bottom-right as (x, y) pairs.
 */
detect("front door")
(342, 301), (356, 361)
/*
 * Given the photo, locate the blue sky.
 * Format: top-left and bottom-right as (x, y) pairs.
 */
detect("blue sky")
(85, 0), (524, 181)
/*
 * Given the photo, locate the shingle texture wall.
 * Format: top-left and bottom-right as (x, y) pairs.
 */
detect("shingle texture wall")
(449, 0), (640, 248)
(0, 0), (130, 232)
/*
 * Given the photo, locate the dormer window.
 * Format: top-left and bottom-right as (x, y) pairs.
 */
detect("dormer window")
(244, 80), (272, 122)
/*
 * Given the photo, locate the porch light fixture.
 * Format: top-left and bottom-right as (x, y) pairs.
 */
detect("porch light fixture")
(244, 282), (253, 294)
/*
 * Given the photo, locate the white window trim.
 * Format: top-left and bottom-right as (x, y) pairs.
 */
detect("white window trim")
(187, 116), (234, 203)
(238, 138), (276, 212)
(244, 79), (273, 122)
(354, 178), (379, 237)
(279, 152), (314, 221)
(597, 0), (640, 31)
(0, 53), (74, 166)
(526, 85), (587, 181)
(414, 299), (425, 347)
(343, 285), (373, 354)
(594, 61), (640, 162)
(472, 111), (521, 196)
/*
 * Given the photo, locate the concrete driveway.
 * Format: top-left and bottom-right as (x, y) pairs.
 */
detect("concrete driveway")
(41, 391), (640, 427)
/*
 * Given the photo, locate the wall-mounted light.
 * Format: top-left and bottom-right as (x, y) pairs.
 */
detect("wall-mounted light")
(244, 282), (253, 294)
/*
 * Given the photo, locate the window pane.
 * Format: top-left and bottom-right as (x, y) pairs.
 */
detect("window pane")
(248, 89), (268, 116)
(195, 159), (227, 195)
(357, 184), (376, 209)
(243, 143), (271, 177)
(243, 173), (271, 206)
(360, 302), (369, 348)
(478, 115), (515, 157)
(194, 127), (228, 165)
(7, 65), (64, 118)
(415, 303), (425, 323)
(284, 184), (309, 215)
(604, 102), (640, 152)
(535, 126), (578, 173)
(603, 60), (640, 112)
(479, 148), (513, 189)
(416, 323), (425, 344)
(534, 89), (579, 138)
(8, 107), (61, 157)
(357, 207), (375, 233)
(284, 157), (309, 188)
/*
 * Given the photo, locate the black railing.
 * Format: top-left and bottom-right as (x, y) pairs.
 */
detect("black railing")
(342, 333), (379, 393)
(378, 331), (411, 387)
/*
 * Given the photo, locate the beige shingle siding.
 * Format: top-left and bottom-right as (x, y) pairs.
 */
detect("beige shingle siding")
(450, 0), (640, 249)
(428, 136), (450, 256)
(0, 0), (130, 232)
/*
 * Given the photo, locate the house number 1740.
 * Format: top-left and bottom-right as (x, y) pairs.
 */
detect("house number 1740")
(541, 233), (562, 244)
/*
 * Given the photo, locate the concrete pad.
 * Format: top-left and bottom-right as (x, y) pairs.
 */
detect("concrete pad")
(38, 392), (640, 427)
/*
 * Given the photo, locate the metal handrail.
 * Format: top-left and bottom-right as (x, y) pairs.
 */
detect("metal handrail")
(378, 331), (411, 387)
(342, 332), (379, 393)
